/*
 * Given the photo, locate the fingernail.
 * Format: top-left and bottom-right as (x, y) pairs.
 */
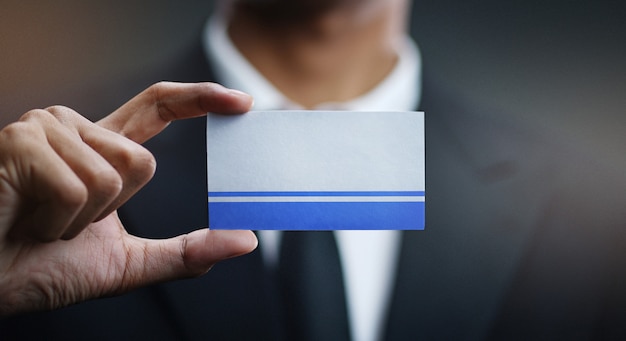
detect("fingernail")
(227, 89), (254, 110)
(227, 88), (249, 97)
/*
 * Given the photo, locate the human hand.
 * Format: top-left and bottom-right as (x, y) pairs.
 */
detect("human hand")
(0, 82), (257, 316)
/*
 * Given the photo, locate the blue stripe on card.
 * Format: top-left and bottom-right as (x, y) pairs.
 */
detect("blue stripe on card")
(208, 191), (425, 197)
(208, 201), (425, 230)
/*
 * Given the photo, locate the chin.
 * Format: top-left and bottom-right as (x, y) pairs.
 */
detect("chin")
(233, 0), (372, 23)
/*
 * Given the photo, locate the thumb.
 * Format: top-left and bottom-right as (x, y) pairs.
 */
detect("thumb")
(128, 229), (258, 285)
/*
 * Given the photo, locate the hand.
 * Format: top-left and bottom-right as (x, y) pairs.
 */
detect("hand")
(0, 82), (257, 316)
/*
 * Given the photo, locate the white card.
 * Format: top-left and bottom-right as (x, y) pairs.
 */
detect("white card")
(207, 110), (425, 230)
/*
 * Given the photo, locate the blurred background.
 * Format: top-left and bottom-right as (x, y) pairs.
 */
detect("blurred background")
(1, 0), (625, 162)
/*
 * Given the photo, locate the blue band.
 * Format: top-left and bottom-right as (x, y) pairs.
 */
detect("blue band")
(208, 201), (425, 230)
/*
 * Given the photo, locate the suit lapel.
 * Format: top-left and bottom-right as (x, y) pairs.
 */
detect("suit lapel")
(384, 78), (547, 339)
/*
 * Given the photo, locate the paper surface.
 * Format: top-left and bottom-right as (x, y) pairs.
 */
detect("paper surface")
(207, 110), (425, 230)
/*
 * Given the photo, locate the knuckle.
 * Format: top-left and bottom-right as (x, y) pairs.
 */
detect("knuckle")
(0, 122), (44, 151)
(57, 181), (89, 210)
(45, 105), (73, 116)
(150, 81), (174, 92)
(0, 121), (31, 139)
(132, 147), (157, 181)
(44, 105), (79, 124)
(147, 81), (173, 104)
(18, 108), (54, 123)
(116, 144), (157, 183)
(90, 167), (124, 199)
(18, 106), (81, 128)
(149, 81), (175, 122)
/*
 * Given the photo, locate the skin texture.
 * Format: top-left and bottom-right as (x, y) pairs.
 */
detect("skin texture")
(228, 0), (408, 108)
(0, 82), (258, 316)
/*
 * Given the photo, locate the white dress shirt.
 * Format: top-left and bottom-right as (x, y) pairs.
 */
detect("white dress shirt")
(203, 12), (422, 341)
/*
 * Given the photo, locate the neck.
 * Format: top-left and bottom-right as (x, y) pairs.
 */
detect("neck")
(228, 1), (409, 108)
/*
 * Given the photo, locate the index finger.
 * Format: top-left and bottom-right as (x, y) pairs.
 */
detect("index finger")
(97, 82), (253, 143)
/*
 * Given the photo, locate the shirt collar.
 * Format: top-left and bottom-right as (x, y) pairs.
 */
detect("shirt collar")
(203, 12), (422, 111)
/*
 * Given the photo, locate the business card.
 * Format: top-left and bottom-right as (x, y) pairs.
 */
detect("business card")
(207, 110), (425, 230)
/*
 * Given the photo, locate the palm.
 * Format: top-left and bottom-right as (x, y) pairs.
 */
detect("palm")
(1, 212), (142, 313)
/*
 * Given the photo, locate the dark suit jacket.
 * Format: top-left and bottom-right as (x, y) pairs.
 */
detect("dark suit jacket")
(2, 34), (626, 341)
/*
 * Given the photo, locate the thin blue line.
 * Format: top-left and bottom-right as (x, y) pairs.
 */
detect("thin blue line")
(208, 191), (425, 197)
